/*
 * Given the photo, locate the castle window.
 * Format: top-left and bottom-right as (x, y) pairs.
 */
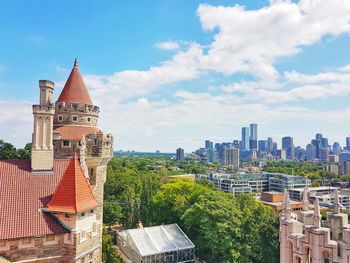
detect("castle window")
(90, 209), (94, 214)
(81, 212), (86, 217)
(22, 237), (31, 244)
(65, 213), (71, 219)
(62, 140), (71, 147)
(87, 117), (91, 122)
(58, 115), (63, 122)
(72, 116), (78, 122)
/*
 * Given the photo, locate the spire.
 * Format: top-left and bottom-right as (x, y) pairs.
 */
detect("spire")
(47, 153), (100, 213)
(334, 189), (341, 214)
(313, 197), (321, 228)
(283, 188), (292, 220)
(56, 58), (93, 105)
(302, 187), (310, 211)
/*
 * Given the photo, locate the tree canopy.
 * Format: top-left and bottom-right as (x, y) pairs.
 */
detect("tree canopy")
(0, 140), (31, 159)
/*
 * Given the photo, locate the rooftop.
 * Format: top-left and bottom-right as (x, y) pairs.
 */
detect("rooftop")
(0, 159), (70, 240)
(57, 58), (93, 105)
(119, 224), (195, 257)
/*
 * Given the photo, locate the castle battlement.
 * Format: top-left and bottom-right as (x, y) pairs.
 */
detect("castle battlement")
(280, 188), (350, 263)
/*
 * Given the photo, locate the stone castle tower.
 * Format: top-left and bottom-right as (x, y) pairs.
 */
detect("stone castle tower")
(0, 59), (113, 262)
(280, 188), (350, 263)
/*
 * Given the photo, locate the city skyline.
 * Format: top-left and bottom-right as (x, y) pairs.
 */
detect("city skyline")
(1, 0), (350, 152)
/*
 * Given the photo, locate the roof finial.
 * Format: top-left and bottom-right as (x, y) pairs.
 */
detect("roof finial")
(74, 58), (78, 67)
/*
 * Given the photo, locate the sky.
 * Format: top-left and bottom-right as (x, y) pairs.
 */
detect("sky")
(1, 0), (350, 152)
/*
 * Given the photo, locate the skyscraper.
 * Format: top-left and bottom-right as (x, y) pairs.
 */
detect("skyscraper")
(267, 137), (273, 153)
(306, 143), (316, 161)
(282, 136), (294, 160)
(346, 137), (350, 150)
(241, 127), (250, 150)
(176, 148), (185, 162)
(249, 123), (258, 151)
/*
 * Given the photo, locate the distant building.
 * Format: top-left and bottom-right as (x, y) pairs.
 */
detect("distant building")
(207, 148), (218, 163)
(282, 137), (294, 160)
(332, 142), (341, 154)
(260, 192), (302, 212)
(267, 137), (274, 153)
(277, 149), (287, 160)
(205, 140), (213, 149)
(269, 174), (311, 192)
(241, 127), (250, 150)
(329, 154), (339, 163)
(325, 163), (339, 175)
(176, 148), (185, 162)
(117, 224), (195, 263)
(339, 152), (350, 175)
(221, 147), (239, 169)
(196, 172), (310, 194)
(346, 136), (350, 150)
(258, 140), (268, 153)
(249, 123), (258, 150)
(306, 143), (316, 161)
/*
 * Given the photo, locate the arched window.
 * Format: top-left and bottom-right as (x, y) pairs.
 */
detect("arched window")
(305, 247), (312, 263)
(323, 251), (330, 263)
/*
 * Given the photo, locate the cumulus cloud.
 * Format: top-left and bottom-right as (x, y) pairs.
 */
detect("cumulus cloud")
(155, 41), (181, 51)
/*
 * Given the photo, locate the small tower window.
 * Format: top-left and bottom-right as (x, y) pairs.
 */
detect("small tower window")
(58, 115), (63, 122)
(87, 117), (91, 122)
(62, 140), (71, 147)
(72, 116), (78, 122)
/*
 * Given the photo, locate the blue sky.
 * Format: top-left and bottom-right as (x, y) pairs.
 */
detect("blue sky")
(1, 0), (350, 152)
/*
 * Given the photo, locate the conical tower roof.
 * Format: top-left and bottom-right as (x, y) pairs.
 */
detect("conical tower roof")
(47, 153), (101, 213)
(57, 58), (93, 105)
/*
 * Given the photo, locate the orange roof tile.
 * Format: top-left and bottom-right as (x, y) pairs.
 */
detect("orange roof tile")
(57, 58), (93, 105)
(0, 159), (70, 240)
(53, 125), (99, 140)
(47, 154), (101, 213)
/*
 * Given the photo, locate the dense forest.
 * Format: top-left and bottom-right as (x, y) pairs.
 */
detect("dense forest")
(103, 157), (279, 263)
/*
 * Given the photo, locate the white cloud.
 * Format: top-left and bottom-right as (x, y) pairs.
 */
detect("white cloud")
(0, 101), (32, 148)
(338, 64), (350, 72)
(155, 41), (181, 51)
(197, 0), (350, 83)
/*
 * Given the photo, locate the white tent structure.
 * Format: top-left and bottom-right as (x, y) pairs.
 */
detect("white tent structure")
(117, 224), (195, 263)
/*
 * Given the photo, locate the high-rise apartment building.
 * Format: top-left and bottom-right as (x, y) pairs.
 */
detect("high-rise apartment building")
(176, 148), (185, 162)
(221, 147), (240, 169)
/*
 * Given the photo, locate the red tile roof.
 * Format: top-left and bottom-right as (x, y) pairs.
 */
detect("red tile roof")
(0, 159), (70, 240)
(53, 125), (99, 140)
(47, 154), (101, 213)
(57, 58), (93, 105)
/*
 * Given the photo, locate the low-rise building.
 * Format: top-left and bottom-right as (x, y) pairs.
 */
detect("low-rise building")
(260, 192), (302, 212)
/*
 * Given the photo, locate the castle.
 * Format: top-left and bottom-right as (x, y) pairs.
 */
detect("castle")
(280, 188), (350, 263)
(0, 59), (113, 262)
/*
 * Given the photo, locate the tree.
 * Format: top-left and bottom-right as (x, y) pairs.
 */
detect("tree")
(102, 228), (124, 263)
(0, 140), (17, 159)
(181, 192), (242, 262)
